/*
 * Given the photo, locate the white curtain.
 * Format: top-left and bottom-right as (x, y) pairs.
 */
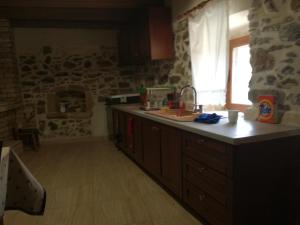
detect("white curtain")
(188, 0), (229, 106)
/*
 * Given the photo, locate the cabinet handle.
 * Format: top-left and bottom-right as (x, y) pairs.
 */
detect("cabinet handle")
(198, 167), (206, 173)
(198, 194), (206, 201)
(152, 126), (159, 131)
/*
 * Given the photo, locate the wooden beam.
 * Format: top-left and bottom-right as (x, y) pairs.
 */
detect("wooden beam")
(0, 0), (163, 8)
(0, 7), (134, 22)
(11, 19), (123, 29)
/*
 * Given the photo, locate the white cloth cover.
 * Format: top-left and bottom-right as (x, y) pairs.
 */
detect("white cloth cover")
(188, 0), (229, 105)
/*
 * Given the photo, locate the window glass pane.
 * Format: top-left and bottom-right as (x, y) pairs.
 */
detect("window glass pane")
(231, 44), (252, 105)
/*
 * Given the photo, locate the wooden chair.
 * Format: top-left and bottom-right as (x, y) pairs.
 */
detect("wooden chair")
(13, 128), (40, 151)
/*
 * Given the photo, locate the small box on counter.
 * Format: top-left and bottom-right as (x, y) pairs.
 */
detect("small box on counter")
(257, 95), (279, 124)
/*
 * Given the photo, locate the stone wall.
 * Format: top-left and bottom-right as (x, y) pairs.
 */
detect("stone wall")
(137, 19), (192, 89)
(13, 23), (191, 139)
(246, 0), (300, 125)
(0, 19), (21, 103)
(167, 19), (193, 88)
(18, 45), (137, 138)
(0, 19), (22, 141)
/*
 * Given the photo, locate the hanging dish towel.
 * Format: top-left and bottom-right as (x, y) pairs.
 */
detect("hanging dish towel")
(194, 113), (222, 124)
(127, 117), (134, 149)
(4, 149), (46, 215)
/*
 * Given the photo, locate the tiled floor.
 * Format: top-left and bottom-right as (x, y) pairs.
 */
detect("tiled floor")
(4, 138), (202, 225)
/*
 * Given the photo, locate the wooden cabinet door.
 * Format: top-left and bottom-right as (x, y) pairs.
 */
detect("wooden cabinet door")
(118, 7), (174, 65)
(161, 125), (182, 197)
(123, 114), (134, 157)
(119, 27), (133, 66)
(112, 109), (119, 140)
(142, 119), (161, 177)
(148, 7), (174, 60)
(118, 111), (126, 150)
(119, 22), (144, 66)
(133, 116), (143, 165)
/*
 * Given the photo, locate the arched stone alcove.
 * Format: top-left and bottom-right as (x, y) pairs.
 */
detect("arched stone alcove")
(47, 85), (93, 119)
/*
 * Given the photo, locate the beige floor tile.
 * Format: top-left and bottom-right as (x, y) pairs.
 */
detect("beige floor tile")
(141, 192), (180, 221)
(124, 221), (155, 225)
(3, 211), (17, 224)
(5, 211), (38, 225)
(35, 205), (76, 225)
(94, 197), (151, 225)
(46, 184), (95, 210)
(5, 138), (202, 225)
(69, 203), (95, 225)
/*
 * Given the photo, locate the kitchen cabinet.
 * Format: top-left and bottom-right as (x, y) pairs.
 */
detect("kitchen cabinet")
(112, 108), (300, 225)
(117, 110), (126, 150)
(141, 119), (182, 196)
(115, 110), (182, 196)
(119, 6), (174, 65)
(123, 113), (134, 157)
(182, 132), (233, 225)
(161, 125), (182, 197)
(142, 119), (161, 178)
(119, 24), (143, 65)
(182, 131), (299, 225)
(133, 116), (143, 164)
(113, 109), (144, 165)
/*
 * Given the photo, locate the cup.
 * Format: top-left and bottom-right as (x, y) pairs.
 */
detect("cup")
(228, 110), (239, 123)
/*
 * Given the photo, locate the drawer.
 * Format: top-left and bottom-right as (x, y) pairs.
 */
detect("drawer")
(183, 180), (229, 225)
(183, 157), (231, 206)
(183, 132), (232, 176)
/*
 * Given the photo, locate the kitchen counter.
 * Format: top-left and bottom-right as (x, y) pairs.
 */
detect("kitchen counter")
(112, 104), (300, 145)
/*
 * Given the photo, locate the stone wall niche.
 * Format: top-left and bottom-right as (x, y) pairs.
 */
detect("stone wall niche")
(47, 85), (93, 119)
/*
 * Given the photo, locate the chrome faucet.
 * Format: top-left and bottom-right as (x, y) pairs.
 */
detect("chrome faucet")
(179, 85), (203, 113)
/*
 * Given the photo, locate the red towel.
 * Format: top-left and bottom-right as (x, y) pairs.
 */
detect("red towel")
(127, 118), (134, 149)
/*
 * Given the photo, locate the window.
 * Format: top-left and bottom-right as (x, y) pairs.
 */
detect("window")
(226, 36), (252, 112)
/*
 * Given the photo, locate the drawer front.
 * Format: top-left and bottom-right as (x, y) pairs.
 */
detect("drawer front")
(183, 180), (229, 225)
(183, 157), (231, 206)
(183, 132), (232, 176)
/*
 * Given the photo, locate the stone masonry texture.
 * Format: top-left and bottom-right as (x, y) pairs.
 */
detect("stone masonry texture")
(0, 19), (22, 141)
(246, 0), (300, 125)
(15, 20), (192, 138)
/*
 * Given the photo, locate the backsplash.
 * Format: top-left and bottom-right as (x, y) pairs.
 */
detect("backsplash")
(246, 0), (300, 125)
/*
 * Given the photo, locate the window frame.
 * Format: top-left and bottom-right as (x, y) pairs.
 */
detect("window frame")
(226, 35), (251, 112)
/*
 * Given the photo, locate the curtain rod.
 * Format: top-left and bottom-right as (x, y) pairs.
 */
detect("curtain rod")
(176, 0), (211, 21)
